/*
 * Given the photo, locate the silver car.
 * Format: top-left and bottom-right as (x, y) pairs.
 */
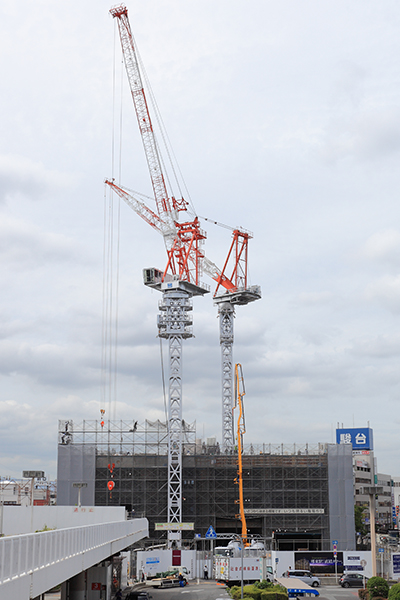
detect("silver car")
(287, 570), (321, 587)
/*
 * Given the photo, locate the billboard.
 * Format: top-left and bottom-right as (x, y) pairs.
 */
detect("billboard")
(294, 552), (344, 574)
(392, 554), (400, 575)
(336, 428), (373, 451)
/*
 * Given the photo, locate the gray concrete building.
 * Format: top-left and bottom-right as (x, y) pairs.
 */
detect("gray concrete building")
(57, 419), (355, 550)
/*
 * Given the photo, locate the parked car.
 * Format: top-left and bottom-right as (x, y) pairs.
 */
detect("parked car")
(125, 592), (153, 600)
(340, 573), (368, 588)
(287, 570), (321, 587)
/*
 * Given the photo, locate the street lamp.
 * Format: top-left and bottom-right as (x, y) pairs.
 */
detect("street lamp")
(72, 482), (87, 508)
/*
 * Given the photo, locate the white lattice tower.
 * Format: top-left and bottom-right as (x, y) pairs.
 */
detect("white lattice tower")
(158, 288), (193, 547)
(219, 302), (235, 452)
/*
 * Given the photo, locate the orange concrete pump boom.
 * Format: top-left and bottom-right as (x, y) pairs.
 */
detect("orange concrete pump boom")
(233, 363), (248, 547)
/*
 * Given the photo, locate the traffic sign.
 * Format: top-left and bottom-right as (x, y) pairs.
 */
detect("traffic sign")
(379, 548), (384, 553)
(23, 471), (45, 479)
(205, 526), (217, 539)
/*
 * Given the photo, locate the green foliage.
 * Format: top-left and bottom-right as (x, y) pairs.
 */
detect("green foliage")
(230, 583), (287, 600)
(388, 583), (400, 600)
(359, 588), (369, 600)
(257, 580), (274, 590)
(260, 591), (288, 600)
(34, 524), (55, 533)
(243, 585), (261, 600)
(228, 592), (252, 600)
(354, 505), (367, 536)
(367, 577), (389, 599)
(230, 586), (252, 600)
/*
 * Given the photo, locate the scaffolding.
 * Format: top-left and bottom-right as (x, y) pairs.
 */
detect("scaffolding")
(58, 419), (326, 457)
(58, 419), (196, 456)
(58, 420), (334, 548)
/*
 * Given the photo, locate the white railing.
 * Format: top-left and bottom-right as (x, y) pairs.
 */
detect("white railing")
(0, 519), (147, 586)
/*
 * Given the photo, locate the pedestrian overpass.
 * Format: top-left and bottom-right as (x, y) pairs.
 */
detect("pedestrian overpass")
(0, 517), (148, 600)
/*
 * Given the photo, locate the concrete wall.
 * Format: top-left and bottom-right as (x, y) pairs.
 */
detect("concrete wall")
(0, 505), (126, 536)
(57, 443), (96, 506)
(273, 550), (373, 579)
(328, 443), (356, 550)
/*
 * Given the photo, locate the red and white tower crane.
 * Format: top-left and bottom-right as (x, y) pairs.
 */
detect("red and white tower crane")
(108, 4), (261, 544)
(108, 4), (230, 548)
(212, 229), (260, 453)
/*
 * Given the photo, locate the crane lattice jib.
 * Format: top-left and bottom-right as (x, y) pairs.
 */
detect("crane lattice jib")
(110, 5), (177, 228)
(105, 179), (175, 239)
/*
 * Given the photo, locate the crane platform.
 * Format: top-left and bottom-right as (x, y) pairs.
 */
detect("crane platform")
(143, 267), (210, 296)
(214, 285), (261, 306)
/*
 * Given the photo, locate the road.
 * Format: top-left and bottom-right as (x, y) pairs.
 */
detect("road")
(136, 581), (362, 600)
(141, 581), (230, 600)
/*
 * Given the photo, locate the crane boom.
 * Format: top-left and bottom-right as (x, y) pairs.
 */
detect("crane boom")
(109, 5), (181, 229)
(105, 179), (175, 239)
(110, 4), (208, 288)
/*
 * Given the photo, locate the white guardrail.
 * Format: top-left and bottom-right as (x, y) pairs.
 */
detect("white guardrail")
(0, 519), (148, 589)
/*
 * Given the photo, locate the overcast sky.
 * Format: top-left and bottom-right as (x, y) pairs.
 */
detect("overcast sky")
(1, 1), (400, 481)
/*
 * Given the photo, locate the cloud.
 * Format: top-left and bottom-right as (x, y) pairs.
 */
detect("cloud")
(0, 214), (82, 271)
(321, 109), (400, 164)
(295, 291), (334, 306)
(333, 60), (367, 109)
(360, 229), (400, 265)
(350, 334), (400, 359)
(0, 154), (73, 203)
(365, 275), (400, 313)
(0, 341), (98, 388)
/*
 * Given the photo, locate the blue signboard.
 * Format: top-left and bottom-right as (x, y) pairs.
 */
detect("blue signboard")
(205, 526), (217, 539)
(336, 428), (373, 450)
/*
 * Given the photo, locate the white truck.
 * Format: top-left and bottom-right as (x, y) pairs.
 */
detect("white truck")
(145, 567), (189, 588)
(215, 556), (274, 586)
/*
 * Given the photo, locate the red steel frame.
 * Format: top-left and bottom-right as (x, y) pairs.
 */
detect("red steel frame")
(214, 230), (251, 297)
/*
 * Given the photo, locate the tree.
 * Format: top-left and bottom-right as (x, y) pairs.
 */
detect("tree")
(388, 583), (400, 600)
(355, 505), (367, 536)
(367, 577), (389, 599)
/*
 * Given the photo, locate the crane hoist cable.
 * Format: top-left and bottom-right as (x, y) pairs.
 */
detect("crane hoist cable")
(233, 363), (249, 547)
(100, 24), (124, 423)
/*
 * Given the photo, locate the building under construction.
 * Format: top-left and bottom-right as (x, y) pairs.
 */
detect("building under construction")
(57, 419), (355, 551)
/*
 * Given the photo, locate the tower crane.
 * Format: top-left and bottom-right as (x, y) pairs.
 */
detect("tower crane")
(108, 4), (260, 544)
(108, 4), (240, 548)
(212, 228), (260, 454)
